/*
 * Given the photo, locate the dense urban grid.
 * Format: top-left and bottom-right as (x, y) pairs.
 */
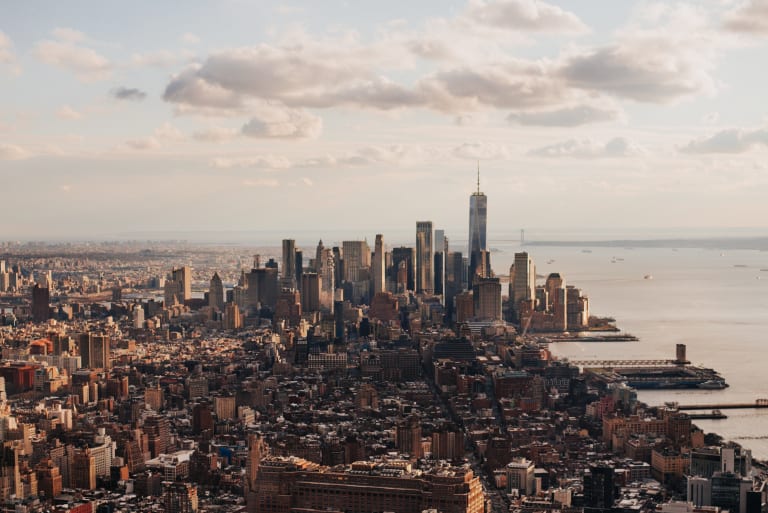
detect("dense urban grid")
(0, 180), (764, 513)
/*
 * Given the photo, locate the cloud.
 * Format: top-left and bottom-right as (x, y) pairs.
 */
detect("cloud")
(154, 122), (184, 141)
(465, 0), (588, 33)
(0, 31), (18, 70)
(558, 47), (715, 103)
(131, 50), (179, 68)
(51, 27), (86, 43)
(241, 105), (322, 139)
(123, 137), (161, 150)
(682, 128), (768, 154)
(34, 30), (111, 81)
(111, 87), (147, 101)
(418, 61), (567, 112)
(56, 105), (83, 120)
(453, 142), (510, 160)
(529, 137), (643, 158)
(180, 32), (200, 45)
(162, 3), (719, 124)
(298, 144), (435, 167)
(508, 103), (620, 126)
(210, 155), (292, 169)
(164, 65), (244, 110)
(243, 178), (280, 188)
(560, 4), (720, 103)
(724, 0), (768, 35)
(163, 43), (375, 111)
(192, 126), (239, 142)
(0, 143), (30, 160)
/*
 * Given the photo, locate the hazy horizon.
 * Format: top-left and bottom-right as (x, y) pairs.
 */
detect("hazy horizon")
(1, 226), (766, 248)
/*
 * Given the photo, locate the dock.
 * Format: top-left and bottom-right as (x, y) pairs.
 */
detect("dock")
(688, 411), (728, 420)
(573, 344), (727, 391)
(675, 399), (768, 410)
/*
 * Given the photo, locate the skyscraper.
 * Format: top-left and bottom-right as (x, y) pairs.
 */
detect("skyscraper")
(295, 249), (303, 291)
(416, 221), (433, 294)
(545, 272), (567, 331)
(315, 240), (325, 272)
(468, 166), (487, 284)
(301, 273), (321, 312)
(373, 234), (385, 295)
(473, 278), (502, 321)
(510, 252), (536, 317)
(584, 464), (615, 513)
(78, 333), (111, 370)
(391, 247), (415, 292)
(341, 240), (370, 282)
(282, 239), (296, 287)
(208, 272), (224, 311)
(31, 284), (50, 323)
(434, 230), (447, 297)
(171, 266), (192, 303)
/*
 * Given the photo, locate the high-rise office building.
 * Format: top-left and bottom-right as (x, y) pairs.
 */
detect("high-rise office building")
(373, 234), (385, 295)
(332, 246), (343, 288)
(416, 221), (433, 294)
(510, 252), (536, 316)
(78, 333), (111, 370)
(246, 262), (279, 312)
(0, 443), (21, 502)
(208, 272), (224, 311)
(282, 239), (296, 287)
(133, 305), (145, 329)
(545, 273), (567, 331)
(584, 464), (615, 513)
(315, 240), (325, 272)
(434, 230), (447, 297)
(391, 247), (415, 292)
(172, 266), (192, 303)
(301, 273), (321, 312)
(31, 284), (50, 323)
(341, 240), (370, 282)
(473, 278), (502, 321)
(468, 168), (487, 285)
(319, 250), (335, 311)
(223, 303), (243, 329)
(71, 447), (96, 491)
(295, 249), (303, 291)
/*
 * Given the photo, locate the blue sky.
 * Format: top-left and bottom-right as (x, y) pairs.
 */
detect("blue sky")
(1, 0), (768, 240)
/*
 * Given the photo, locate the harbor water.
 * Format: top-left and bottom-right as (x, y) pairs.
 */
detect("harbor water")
(489, 242), (768, 460)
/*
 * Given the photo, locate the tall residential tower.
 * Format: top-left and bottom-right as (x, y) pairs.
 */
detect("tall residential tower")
(416, 221), (433, 294)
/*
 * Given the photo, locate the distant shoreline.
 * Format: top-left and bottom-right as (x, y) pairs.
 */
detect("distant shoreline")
(525, 237), (768, 251)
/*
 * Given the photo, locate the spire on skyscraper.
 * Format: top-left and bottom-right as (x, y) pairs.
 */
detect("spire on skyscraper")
(477, 160), (480, 194)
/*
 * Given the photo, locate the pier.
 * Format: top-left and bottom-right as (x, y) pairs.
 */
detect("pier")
(570, 359), (678, 367)
(675, 399), (768, 411)
(688, 411), (728, 420)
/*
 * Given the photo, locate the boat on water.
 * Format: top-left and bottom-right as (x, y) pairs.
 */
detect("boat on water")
(644, 275), (653, 280)
(698, 380), (728, 390)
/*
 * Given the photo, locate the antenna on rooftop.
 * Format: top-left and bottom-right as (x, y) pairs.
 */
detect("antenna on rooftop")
(477, 161), (480, 194)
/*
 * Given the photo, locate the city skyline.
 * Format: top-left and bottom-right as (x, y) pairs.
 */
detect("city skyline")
(2, 1), (768, 239)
